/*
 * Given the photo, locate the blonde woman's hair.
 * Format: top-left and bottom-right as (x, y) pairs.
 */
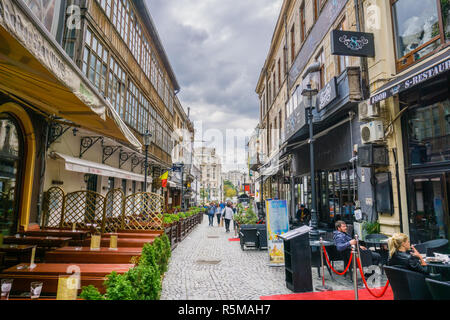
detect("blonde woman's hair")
(388, 233), (409, 258)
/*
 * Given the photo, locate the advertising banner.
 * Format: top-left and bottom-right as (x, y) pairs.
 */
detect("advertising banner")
(265, 200), (290, 266)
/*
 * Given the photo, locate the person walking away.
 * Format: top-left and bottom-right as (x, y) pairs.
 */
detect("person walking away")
(208, 203), (216, 227)
(215, 204), (222, 226)
(223, 202), (234, 233)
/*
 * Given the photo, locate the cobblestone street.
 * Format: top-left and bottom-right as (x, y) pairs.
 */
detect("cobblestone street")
(161, 216), (386, 300)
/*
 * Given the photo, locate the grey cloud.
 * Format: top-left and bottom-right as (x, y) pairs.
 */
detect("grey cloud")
(146, 0), (282, 167)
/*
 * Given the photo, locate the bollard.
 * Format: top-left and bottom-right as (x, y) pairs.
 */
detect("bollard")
(352, 244), (359, 300)
(316, 237), (333, 292)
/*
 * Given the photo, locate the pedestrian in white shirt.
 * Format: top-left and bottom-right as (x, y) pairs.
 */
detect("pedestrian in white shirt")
(223, 202), (234, 233)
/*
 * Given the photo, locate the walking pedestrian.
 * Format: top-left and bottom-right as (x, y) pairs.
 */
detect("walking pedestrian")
(223, 202), (234, 233)
(215, 203), (222, 226)
(208, 203), (216, 227)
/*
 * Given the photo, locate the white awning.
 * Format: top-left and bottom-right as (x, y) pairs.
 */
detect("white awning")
(54, 152), (145, 182)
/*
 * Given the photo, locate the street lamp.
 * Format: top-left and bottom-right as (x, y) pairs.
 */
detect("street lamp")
(143, 130), (152, 192)
(302, 82), (319, 241)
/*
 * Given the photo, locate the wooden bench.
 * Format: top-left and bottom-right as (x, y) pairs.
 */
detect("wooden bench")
(80, 237), (154, 248)
(0, 263), (134, 295)
(44, 247), (142, 264)
(3, 236), (71, 248)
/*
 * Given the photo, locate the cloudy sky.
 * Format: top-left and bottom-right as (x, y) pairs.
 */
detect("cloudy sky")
(146, 0), (283, 171)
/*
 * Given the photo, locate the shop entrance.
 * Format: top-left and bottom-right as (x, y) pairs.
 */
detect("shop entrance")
(0, 114), (23, 236)
(408, 172), (450, 244)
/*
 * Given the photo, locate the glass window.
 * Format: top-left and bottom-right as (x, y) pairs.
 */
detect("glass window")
(0, 114), (22, 236)
(407, 99), (450, 166)
(392, 0), (445, 70)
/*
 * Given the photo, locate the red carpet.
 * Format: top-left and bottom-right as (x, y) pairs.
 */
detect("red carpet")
(260, 286), (393, 300)
(228, 238), (240, 242)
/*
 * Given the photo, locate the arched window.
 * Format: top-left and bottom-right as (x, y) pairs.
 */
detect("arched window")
(0, 113), (23, 236)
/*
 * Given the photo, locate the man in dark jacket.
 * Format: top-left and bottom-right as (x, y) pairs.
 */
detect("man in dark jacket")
(296, 204), (310, 225)
(333, 220), (381, 266)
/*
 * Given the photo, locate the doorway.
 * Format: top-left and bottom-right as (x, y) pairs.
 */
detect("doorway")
(408, 173), (450, 244)
(0, 114), (23, 236)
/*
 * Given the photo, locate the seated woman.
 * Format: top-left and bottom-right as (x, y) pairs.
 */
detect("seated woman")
(387, 233), (429, 274)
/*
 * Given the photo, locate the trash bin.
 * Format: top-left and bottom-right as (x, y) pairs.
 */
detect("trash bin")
(279, 226), (313, 293)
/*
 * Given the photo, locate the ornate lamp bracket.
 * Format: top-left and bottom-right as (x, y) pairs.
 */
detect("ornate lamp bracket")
(80, 136), (103, 158)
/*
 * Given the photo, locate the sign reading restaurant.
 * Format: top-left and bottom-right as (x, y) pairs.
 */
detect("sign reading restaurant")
(370, 56), (450, 105)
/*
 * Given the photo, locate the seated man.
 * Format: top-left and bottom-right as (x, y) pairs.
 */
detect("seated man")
(333, 220), (381, 267)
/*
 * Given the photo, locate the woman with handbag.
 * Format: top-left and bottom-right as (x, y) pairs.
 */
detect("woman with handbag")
(223, 202), (234, 233)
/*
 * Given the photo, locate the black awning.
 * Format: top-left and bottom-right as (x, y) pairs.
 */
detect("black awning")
(369, 48), (450, 105)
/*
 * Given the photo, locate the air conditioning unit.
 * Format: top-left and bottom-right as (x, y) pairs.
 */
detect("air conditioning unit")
(361, 120), (384, 144)
(359, 100), (380, 121)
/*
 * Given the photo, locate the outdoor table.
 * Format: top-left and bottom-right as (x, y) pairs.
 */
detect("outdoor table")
(0, 263), (134, 295)
(44, 247), (142, 264)
(3, 236), (71, 249)
(0, 245), (35, 264)
(310, 240), (335, 279)
(80, 237), (155, 248)
(426, 255), (450, 281)
(19, 229), (90, 241)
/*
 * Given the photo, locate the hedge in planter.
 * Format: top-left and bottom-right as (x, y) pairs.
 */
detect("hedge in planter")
(80, 234), (171, 300)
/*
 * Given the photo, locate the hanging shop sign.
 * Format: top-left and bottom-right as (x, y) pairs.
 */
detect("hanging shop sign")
(316, 77), (338, 111)
(265, 199), (290, 266)
(331, 30), (375, 57)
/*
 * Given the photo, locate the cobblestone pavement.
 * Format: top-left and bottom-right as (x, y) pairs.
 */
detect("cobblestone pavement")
(161, 217), (388, 300)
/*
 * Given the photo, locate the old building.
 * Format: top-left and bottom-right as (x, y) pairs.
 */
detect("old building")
(255, 0), (377, 231)
(363, 0), (449, 242)
(0, 0), (187, 234)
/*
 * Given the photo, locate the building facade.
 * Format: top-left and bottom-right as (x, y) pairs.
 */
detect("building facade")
(194, 147), (223, 203)
(363, 0), (449, 242)
(254, 0), (377, 230)
(253, 0), (450, 245)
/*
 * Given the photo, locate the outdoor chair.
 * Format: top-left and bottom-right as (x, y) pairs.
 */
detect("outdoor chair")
(383, 265), (433, 300)
(339, 248), (373, 281)
(425, 278), (450, 300)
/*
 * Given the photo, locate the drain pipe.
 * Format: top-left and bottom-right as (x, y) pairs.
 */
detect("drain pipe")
(354, 0), (370, 100)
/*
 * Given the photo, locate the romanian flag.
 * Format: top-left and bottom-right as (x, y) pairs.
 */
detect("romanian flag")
(160, 171), (169, 188)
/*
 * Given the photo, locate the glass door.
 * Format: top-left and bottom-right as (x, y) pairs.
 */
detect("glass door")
(408, 173), (450, 244)
(0, 115), (23, 236)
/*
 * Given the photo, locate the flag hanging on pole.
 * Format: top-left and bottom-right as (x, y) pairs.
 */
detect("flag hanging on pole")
(160, 171), (169, 188)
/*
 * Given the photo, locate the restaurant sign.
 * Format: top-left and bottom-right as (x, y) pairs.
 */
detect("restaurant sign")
(331, 30), (375, 58)
(316, 77), (338, 111)
(370, 56), (450, 105)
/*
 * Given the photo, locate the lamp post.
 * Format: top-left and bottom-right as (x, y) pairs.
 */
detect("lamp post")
(302, 83), (319, 241)
(143, 130), (152, 192)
